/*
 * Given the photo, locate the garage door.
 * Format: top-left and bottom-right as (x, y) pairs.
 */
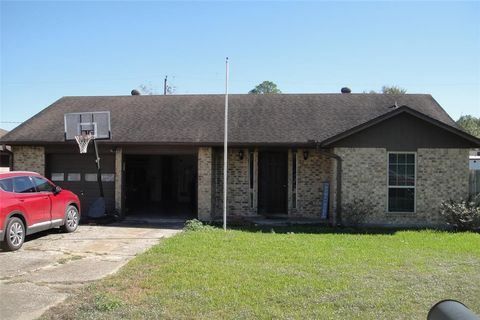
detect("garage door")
(46, 154), (116, 214)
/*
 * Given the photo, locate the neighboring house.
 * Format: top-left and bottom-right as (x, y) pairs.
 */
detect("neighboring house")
(1, 93), (479, 227)
(0, 128), (12, 172)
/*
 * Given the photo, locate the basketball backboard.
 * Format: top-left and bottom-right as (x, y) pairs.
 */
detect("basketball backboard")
(64, 111), (111, 141)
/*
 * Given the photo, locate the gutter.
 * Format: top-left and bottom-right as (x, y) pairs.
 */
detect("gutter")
(308, 140), (343, 226)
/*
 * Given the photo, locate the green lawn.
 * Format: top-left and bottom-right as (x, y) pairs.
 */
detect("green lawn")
(44, 227), (480, 320)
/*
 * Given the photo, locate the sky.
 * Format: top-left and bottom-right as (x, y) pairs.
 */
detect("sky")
(1, 1), (479, 131)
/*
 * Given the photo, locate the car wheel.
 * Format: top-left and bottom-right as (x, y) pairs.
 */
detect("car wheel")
(1, 217), (25, 251)
(62, 205), (79, 233)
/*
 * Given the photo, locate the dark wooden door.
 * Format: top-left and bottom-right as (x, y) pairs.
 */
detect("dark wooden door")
(258, 151), (288, 215)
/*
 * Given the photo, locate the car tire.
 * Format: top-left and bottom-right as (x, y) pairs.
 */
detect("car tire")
(62, 205), (79, 233)
(1, 217), (25, 251)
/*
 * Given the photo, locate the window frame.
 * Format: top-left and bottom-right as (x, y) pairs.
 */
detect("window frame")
(386, 151), (417, 214)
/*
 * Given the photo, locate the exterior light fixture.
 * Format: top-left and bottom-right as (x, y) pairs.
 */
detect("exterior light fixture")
(303, 150), (309, 160)
(238, 149), (244, 160)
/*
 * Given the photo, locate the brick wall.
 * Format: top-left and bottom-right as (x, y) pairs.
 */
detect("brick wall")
(12, 146), (45, 175)
(290, 149), (333, 217)
(211, 148), (333, 219)
(415, 148), (470, 225)
(197, 147), (213, 220)
(334, 147), (470, 227)
(212, 148), (257, 217)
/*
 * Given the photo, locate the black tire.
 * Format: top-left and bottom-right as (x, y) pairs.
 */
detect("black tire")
(1, 217), (25, 251)
(61, 205), (79, 233)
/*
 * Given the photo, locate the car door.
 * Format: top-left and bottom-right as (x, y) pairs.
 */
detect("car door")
(31, 176), (63, 221)
(13, 176), (50, 228)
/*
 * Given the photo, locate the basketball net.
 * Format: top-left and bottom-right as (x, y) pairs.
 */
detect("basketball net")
(74, 132), (94, 154)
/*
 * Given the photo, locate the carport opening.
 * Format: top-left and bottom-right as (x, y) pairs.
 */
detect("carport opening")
(125, 155), (197, 219)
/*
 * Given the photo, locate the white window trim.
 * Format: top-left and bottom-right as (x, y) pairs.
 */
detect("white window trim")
(386, 151), (417, 214)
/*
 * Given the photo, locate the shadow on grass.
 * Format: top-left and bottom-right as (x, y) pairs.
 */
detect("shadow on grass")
(207, 220), (471, 235)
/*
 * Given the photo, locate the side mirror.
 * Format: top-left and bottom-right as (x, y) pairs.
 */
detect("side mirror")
(53, 185), (62, 195)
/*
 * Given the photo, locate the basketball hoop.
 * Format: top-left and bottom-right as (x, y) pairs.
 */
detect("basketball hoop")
(74, 132), (94, 153)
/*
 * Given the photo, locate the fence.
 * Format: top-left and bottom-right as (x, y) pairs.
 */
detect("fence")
(469, 170), (480, 196)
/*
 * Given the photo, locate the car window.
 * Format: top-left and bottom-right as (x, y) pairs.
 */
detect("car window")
(0, 178), (14, 192)
(31, 176), (56, 192)
(13, 176), (36, 193)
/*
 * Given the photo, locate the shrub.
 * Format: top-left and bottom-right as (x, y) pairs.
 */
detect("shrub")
(183, 219), (215, 232)
(440, 195), (480, 231)
(343, 198), (375, 226)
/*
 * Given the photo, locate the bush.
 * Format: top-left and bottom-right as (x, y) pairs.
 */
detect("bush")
(343, 198), (375, 226)
(440, 195), (480, 231)
(183, 219), (215, 232)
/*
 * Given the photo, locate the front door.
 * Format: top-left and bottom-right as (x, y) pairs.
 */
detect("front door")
(258, 151), (288, 215)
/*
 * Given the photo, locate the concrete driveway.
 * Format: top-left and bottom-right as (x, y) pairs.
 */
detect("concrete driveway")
(0, 220), (182, 320)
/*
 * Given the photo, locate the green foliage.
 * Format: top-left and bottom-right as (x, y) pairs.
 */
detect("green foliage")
(381, 85), (407, 94)
(343, 198), (375, 225)
(93, 292), (123, 312)
(365, 85), (407, 94)
(183, 219), (215, 231)
(456, 115), (480, 138)
(249, 80), (282, 94)
(440, 195), (480, 231)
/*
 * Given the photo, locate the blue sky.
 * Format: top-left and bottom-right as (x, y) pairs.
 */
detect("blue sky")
(1, 1), (479, 131)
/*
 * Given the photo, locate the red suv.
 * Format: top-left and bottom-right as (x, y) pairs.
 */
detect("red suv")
(0, 171), (81, 251)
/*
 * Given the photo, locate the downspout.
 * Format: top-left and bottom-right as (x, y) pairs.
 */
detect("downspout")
(309, 141), (343, 226)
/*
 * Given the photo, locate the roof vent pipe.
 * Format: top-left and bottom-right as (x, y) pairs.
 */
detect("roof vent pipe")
(131, 89), (140, 96)
(341, 87), (351, 94)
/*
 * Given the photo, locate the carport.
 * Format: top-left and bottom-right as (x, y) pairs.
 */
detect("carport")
(123, 148), (197, 219)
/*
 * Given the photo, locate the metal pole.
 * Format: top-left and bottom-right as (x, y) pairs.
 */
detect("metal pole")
(93, 139), (104, 198)
(223, 57), (229, 231)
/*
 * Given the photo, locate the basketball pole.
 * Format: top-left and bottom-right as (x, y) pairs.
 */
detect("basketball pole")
(92, 139), (104, 198)
(223, 57), (229, 232)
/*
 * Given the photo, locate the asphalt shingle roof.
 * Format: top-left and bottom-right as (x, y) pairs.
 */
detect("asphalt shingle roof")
(0, 93), (458, 145)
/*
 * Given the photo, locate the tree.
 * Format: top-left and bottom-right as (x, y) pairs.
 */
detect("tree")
(364, 85), (407, 94)
(138, 83), (158, 95)
(249, 81), (281, 94)
(457, 115), (480, 138)
(381, 85), (407, 94)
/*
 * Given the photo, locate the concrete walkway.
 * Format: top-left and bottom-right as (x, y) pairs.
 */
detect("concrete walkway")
(0, 221), (182, 320)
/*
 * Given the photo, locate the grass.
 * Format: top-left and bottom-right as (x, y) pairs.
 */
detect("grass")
(43, 227), (480, 319)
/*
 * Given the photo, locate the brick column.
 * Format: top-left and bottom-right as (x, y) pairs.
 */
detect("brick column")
(12, 146), (45, 175)
(198, 147), (213, 221)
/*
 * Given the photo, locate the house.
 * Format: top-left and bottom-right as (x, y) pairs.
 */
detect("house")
(0, 128), (12, 172)
(1, 93), (479, 227)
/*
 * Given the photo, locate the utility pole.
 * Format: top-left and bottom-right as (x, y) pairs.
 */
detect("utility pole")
(164, 76), (167, 95)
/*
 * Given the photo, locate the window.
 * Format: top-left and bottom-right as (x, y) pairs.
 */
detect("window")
(51, 173), (64, 181)
(85, 173), (97, 182)
(68, 173), (81, 181)
(0, 178), (14, 192)
(13, 176), (36, 193)
(101, 173), (115, 182)
(388, 152), (415, 212)
(31, 176), (55, 193)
